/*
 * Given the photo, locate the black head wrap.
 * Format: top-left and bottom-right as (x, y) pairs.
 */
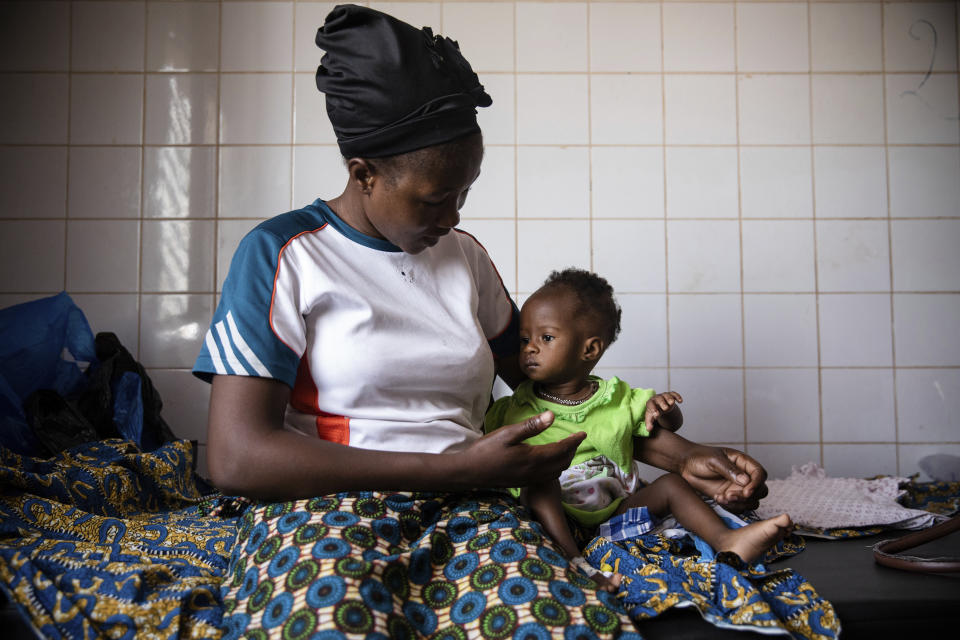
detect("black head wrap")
(315, 4), (492, 158)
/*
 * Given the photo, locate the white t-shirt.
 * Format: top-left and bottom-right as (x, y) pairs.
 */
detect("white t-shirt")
(194, 199), (519, 454)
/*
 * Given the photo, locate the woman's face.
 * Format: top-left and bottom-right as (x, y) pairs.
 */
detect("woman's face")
(361, 134), (484, 254)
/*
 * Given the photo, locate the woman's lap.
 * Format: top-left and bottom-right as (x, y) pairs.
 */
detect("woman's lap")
(220, 490), (637, 639)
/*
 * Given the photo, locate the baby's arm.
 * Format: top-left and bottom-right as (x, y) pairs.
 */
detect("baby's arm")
(645, 391), (683, 432)
(525, 481), (621, 592)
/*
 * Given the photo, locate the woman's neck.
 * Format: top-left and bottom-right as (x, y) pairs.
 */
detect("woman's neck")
(325, 188), (378, 239)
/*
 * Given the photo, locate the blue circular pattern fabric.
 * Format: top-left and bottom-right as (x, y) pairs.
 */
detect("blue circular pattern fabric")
(220, 490), (633, 639)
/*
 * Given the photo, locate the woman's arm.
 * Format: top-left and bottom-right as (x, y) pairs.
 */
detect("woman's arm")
(654, 404), (683, 432)
(494, 351), (526, 390)
(206, 375), (585, 500)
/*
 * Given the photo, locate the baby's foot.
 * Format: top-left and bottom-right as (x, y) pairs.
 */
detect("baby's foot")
(720, 513), (793, 564)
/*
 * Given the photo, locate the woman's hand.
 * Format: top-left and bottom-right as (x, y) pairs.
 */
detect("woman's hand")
(458, 411), (585, 489)
(679, 446), (768, 512)
(635, 428), (768, 513)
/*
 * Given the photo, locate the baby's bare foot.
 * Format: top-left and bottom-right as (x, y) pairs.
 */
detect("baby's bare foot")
(720, 513), (793, 563)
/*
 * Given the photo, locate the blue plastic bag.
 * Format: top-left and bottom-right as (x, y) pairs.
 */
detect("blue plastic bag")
(0, 292), (97, 455)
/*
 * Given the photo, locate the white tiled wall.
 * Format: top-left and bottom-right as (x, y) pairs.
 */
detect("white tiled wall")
(1, 1), (958, 480)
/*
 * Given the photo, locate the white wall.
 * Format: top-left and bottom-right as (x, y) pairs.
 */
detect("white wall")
(1, 1), (958, 479)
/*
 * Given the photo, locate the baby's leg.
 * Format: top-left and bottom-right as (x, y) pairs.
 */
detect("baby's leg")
(616, 473), (792, 563)
(525, 481), (622, 592)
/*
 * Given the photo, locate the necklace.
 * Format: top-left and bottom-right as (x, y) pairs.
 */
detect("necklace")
(535, 381), (598, 406)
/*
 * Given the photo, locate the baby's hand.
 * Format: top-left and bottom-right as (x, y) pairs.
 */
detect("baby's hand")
(645, 391), (683, 430)
(591, 571), (623, 593)
(570, 556), (622, 593)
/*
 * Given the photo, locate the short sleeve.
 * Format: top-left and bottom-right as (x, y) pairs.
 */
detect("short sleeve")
(629, 387), (656, 438)
(193, 226), (304, 387)
(455, 230), (520, 358)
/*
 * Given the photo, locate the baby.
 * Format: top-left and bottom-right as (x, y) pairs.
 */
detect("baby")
(485, 268), (792, 591)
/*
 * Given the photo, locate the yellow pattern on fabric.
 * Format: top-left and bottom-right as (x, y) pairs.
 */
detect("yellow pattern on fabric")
(0, 439), (236, 640)
(583, 531), (841, 639)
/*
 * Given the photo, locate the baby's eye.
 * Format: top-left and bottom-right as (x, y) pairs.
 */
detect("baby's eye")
(519, 337), (529, 344)
(542, 335), (554, 342)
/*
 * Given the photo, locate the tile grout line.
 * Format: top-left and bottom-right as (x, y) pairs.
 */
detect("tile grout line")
(18, 68), (958, 78)
(660, 2), (671, 393)
(10, 215), (960, 223)
(137, 2), (149, 360)
(16, 289), (960, 298)
(807, 0), (825, 471)
(512, 1), (519, 296)
(211, 1), (223, 320)
(880, 3), (901, 476)
(289, 2), (297, 213)
(586, 2), (594, 274)
(13, 141), (960, 149)
(733, 3), (748, 453)
(11, 213), (960, 222)
(63, 1), (73, 297)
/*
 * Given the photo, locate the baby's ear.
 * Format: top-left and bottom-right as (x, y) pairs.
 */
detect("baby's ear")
(583, 336), (603, 361)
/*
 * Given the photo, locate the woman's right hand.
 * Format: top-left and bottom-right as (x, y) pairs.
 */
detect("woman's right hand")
(458, 411), (586, 488)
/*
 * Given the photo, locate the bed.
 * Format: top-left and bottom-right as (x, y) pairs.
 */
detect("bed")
(2, 434), (957, 639)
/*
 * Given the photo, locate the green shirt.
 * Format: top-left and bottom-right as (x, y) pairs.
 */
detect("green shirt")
(483, 376), (655, 526)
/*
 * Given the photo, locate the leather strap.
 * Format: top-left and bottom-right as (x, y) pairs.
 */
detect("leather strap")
(873, 515), (960, 573)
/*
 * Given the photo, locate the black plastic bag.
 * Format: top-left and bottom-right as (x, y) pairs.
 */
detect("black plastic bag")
(25, 332), (177, 457)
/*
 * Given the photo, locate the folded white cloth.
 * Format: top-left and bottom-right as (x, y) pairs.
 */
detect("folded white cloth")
(754, 462), (944, 533)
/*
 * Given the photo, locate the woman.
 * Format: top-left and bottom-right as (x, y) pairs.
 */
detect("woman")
(196, 5), (768, 638)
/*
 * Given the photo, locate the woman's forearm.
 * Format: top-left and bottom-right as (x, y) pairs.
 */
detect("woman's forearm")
(633, 427), (709, 473)
(205, 374), (584, 500)
(209, 427), (480, 500)
(655, 405), (683, 432)
(206, 375), (480, 499)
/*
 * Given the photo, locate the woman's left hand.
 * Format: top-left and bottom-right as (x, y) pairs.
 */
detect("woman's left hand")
(679, 446), (768, 512)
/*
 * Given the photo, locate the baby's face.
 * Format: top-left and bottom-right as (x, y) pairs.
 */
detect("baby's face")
(518, 289), (591, 384)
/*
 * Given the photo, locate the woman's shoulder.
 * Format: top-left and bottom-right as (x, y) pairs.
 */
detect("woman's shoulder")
(252, 200), (332, 243)
(449, 227), (498, 265)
